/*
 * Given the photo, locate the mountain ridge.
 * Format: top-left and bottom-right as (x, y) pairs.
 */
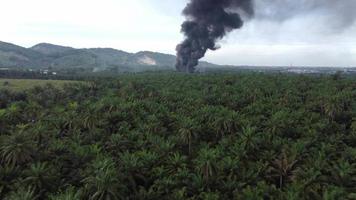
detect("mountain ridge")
(0, 41), (218, 71)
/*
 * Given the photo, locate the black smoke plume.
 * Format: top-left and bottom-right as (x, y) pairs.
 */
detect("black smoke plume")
(176, 0), (254, 73)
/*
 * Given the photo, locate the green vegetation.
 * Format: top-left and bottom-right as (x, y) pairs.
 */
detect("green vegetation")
(0, 72), (356, 199)
(0, 79), (81, 91)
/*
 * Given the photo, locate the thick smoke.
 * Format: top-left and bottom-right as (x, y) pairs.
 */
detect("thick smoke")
(176, 0), (356, 73)
(176, 0), (254, 73)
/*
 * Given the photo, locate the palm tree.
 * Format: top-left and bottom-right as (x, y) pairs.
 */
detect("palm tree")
(118, 151), (143, 195)
(3, 103), (23, 124)
(0, 131), (35, 167)
(4, 186), (38, 200)
(322, 186), (347, 200)
(140, 114), (162, 134)
(329, 159), (356, 188)
(82, 111), (99, 130)
(240, 126), (257, 151)
(198, 192), (220, 200)
(23, 162), (57, 195)
(211, 109), (238, 138)
(31, 124), (49, 149)
(267, 150), (299, 188)
(48, 186), (82, 200)
(166, 153), (187, 175)
(0, 165), (20, 197)
(23, 102), (41, 123)
(83, 157), (126, 200)
(238, 182), (274, 200)
(194, 147), (220, 181)
(323, 96), (343, 121)
(177, 117), (199, 155)
(282, 182), (304, 200)
(0, 108), (8, 133)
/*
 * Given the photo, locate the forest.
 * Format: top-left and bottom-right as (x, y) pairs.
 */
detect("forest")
(0, 72), (356, 199)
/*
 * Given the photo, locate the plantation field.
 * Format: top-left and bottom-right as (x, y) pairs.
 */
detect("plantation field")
(0, 78), (81, 91)
(0, 72), (356, 199)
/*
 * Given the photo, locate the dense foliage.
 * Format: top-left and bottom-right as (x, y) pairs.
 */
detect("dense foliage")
(1, 73), (356, 199)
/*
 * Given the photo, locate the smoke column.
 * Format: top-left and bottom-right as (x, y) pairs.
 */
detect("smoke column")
(176, 0), (254, 73)
(176, 0), (356, 73)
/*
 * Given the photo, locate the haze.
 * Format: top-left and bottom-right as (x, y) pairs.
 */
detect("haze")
(1, 0), (355, 67)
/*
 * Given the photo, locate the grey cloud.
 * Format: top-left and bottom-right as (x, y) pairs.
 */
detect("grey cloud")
(255, 0), (356, 28)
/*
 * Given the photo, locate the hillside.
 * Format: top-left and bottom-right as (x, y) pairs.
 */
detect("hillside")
(0, 41), (49, 68)
(31, 43), (74, 55)
(0, 41), (218, 71)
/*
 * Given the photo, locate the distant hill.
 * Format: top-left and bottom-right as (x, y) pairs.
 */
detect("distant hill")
(31, 43), (74, 55)
(0, 41), (218, 71)
(0, 41), (49, 68)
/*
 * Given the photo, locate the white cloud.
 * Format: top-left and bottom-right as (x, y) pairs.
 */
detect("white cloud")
(0, 0), (183, 52)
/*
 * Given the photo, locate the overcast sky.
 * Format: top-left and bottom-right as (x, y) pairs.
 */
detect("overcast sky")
(0, 0), (355, 67)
